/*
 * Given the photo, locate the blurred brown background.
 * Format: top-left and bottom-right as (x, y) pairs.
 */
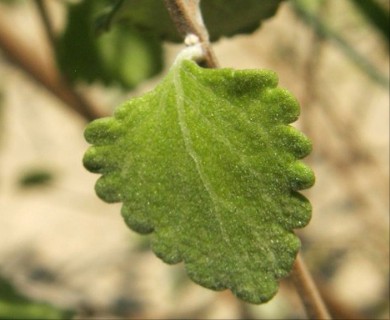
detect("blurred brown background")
(0, 0), (388, 319)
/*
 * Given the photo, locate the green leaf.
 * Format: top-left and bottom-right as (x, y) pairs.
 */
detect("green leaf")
(83, 56), (314, 304)
(202, 0), (286, 41)
(56, 0), (163, 88)
(102, 0), (285, 42)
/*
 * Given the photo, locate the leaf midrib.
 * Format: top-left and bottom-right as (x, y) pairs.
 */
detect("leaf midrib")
(173, 65), (232, 245)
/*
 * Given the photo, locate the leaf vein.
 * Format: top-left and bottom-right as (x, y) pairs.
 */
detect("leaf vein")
(174, 68), (231, 244)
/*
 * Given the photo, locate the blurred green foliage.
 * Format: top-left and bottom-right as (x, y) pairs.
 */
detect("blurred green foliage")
(55, 0), (388, 90)
(56, 0), (163, 89)
(0, 276), (73, 320)
(100, 0), (284, 42)
(0, 0), (24, 5)
(18, 168), (54, 188)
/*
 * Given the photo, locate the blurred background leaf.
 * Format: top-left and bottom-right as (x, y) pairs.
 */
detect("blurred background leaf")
(56, 0), (163, 89)
(17, 168), (54, 188)
(99, 0), (285, 42)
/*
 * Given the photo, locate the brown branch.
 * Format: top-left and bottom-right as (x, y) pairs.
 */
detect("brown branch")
(0, 8), (106, 121)
(163, 0), (219, 68)
(33, 0), (57, 50)
(291, 253), (332, 319)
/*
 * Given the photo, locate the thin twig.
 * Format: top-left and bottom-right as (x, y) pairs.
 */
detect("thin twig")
(0, 5), (105, 121)
(163, 0), (219, 68)
(291, 253), (332, 319)
(291, 1), (389, 89)
(95, 0), (125, 34)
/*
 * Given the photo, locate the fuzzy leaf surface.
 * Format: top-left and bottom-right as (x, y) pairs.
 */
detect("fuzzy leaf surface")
(102, 0), (285, 42)
(83, 58), (314, 304)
